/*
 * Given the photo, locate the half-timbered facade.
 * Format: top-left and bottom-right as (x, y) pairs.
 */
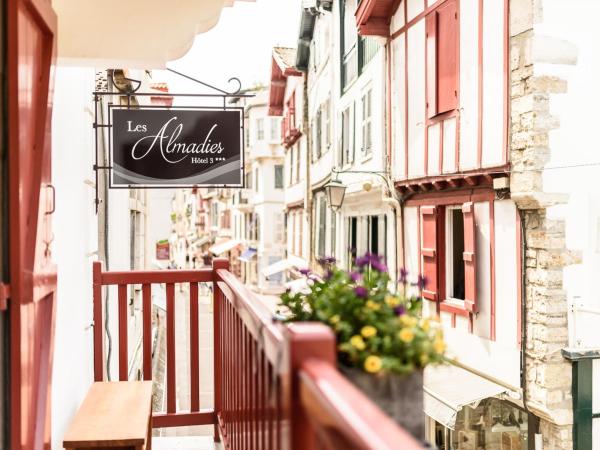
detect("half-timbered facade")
(374, 0), (531, 446)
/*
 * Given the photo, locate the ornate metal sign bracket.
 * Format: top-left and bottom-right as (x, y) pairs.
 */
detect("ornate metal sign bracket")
(92, 69), (254, 213)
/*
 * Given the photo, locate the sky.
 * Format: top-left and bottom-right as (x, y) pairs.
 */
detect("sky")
(155, 0), (302, 98)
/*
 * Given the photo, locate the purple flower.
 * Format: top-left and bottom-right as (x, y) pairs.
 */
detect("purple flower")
(318, 256), (337, 266)
(308, 273), (320, 282)
(355, 256), (370, 268)
(416, 275), (427, 290)
(349, 271), (361, 282)
(299, 268), (311, 276)
(394, 305), (406, 316)
(354, 286), (369, 299)
(399, 268), (409, 284)
(371, 260), (388, 273)
(324, 269), (333, 280)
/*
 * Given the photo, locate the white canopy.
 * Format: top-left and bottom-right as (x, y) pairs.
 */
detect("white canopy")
(54, 0), (254, 68)
(209, 239), (241, 256)
(262, 256), (309, 278)
(424, 364), (508, 429)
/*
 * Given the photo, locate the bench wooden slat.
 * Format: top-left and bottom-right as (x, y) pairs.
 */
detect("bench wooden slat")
(63, 381), (152, 448)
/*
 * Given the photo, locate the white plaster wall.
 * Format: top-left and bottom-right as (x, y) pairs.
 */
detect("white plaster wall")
(472, 201), (491, 339)
(494, 200), (519, 349)
(459, 0), (480, 171)
(481, 0), (505, 167)
(407, 0), (424, 22)
(407, 21), (426, 178)
(50, 67), (97, 449)
(535, 0), (600, 348)
(391, 33), (406, 180)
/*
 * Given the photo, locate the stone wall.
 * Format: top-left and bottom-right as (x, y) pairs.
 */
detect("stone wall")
(509, 0), (579, 448)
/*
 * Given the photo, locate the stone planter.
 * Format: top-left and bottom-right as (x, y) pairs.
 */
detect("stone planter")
(340, 365), (424, 439)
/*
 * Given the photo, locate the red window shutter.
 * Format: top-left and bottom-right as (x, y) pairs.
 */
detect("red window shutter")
(462, 202), (477, 312)
(426, 12), (437, 119)
(421, 206), (439, 301)
(436, 0), (458, 114)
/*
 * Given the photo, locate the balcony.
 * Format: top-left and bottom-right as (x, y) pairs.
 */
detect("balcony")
(76, 260), (425, 449)
(282, 109), (301, 149)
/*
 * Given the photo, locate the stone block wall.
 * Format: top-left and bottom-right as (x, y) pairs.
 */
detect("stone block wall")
(509, 0), (579, 448)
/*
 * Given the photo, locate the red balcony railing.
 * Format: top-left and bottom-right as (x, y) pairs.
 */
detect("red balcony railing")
(92, 259), (424, 449)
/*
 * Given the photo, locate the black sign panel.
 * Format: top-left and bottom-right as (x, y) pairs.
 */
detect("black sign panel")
(110, 107), (243, 187)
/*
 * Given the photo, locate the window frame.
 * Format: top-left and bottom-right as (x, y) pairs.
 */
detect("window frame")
(417, 193), (482, 317)
(360, 88), (372, 157)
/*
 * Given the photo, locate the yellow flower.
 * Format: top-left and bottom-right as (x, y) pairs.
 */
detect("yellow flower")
(433, 339), (446, 354)
(329, 315), (340, 325)
(364, 355), (383, 373)
(366, 300), (381, 311)
(385, 295), (400, 307)
(350, 335), (366, 351)
(420, 319), (430, 332)
(420, 354), (430, 366)
(361, 325), (377, 338)
(399, 314), (418, 327)
(398, 328), (415, 343)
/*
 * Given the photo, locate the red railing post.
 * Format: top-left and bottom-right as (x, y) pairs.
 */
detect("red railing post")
(213, 257), (229, 443)
(286, 323), (337, 450)
(92, 261), (104, 382)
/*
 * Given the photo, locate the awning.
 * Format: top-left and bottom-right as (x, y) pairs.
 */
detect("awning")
(285, 277), (310, 294)
(424, 364), (508, 430)
(191, 236), (212, 249)
(262, 256), (308, 277)
(209, 239), (241, 256)
(54, 0), (255, 68)
(239, 248), (258, 262)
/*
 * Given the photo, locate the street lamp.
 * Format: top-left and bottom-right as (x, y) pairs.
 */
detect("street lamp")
(325, 178), (347, 211)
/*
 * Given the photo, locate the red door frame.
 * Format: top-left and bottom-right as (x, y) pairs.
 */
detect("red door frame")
(6, 0), (57, 448)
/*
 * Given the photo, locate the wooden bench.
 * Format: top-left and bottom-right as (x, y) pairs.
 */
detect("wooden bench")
(63, 381), (153, 450)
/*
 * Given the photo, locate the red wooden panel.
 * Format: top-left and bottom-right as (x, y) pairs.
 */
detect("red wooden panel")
(7, 0), (57, 447)
(426, 12), (437, 118)
(462, 202), (478, 312)
(190, 282), (200, 411)
(118, 284), (128, 381)
(166, 282), (176, 413)
(421, 206), (439, 301)
(437, 0), (458, 114)
(142, 283), (152, 380)
(101, 268), (212, 285)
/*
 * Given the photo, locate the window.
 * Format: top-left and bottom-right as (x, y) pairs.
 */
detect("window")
(420, 202), (477, 313)
(361, 89), (372, 156)
(426, 0), (458, 118)
(346, 215), (387, 269)
(274, 165), (284, 189)
(322, 98), (332, 150)
(254, 168), (259, 192)
(256, 118), (265, 141)
(294, 144), (301, 183)
(269, 117), (280, 142)
(245, 171), (252, 190)
(312, 108), (322, 161)
(340, 106), (354, 166)
(316, 196), (327, 258)
(446, 207), (465, 300)
(340, 0), (380, 91)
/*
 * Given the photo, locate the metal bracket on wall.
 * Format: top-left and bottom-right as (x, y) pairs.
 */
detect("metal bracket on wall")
(91, 69), (255, 214)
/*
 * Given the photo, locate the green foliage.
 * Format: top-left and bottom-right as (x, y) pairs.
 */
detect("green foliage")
(279, 254), (446, 375)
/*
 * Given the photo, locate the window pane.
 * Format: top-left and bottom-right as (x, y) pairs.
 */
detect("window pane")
(451, 208), (465, 300)
(274, 165), (283, 189)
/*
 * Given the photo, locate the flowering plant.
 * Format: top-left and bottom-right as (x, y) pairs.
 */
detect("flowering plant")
(279, 253), (446, 375)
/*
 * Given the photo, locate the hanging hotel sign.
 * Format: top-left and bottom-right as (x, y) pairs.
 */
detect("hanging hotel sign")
(109, 107), (243, 187)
